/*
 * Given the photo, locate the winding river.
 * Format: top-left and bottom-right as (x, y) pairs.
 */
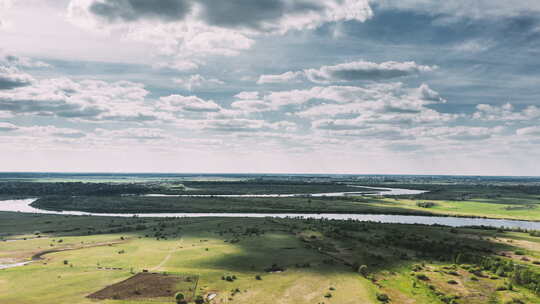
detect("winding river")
(0, 188), (539, 230)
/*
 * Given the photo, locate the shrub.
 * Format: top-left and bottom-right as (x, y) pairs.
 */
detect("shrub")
(447, 280), (458, 285)
(376, 293), (390, 303)
(416, 202), (436, 208)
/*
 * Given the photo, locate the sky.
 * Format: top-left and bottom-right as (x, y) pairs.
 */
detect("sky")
(0, 0), (540, 175)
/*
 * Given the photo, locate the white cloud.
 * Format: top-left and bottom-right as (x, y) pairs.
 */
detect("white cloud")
(0, 65), (34, 90)
(262, 82), (445, 112)
(0, 76), (167, 122)
(473, 103), (540, 121)
(234, 91), (259, 100)
(304, 60), (436, 83)
(231, 99), (271, 113)
(158, 94), (221, 113)
(257, 71), (304, 84)
(67, 0), (373, 63)
(258, 60), (436, 84)
(173, 74), (224, 90)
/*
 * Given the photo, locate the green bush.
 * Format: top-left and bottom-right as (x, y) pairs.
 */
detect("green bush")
(376, 293), (390, 303)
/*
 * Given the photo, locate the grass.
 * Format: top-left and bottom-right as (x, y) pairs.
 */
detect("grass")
(367, 197), (540, 221)
(1, 212), (540, 304)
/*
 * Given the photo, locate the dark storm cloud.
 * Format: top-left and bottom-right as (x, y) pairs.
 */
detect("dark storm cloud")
(87, 0), (322, 30)
(89, 0), (192, 22)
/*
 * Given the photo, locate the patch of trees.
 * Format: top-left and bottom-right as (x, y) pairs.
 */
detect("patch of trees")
(454, 252), (540, 294)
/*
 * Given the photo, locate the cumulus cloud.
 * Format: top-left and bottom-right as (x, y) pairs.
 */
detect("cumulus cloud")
(258, 60), (436, 84)
(304, 61), (436, 83)
(158, 94), (221, 113)
(67, 0), (373, 61)
(260, 82), (446, 113)
(173, 74), (224, 90)
(473, 103), (540, 121)
(257, 71), (304, 84)
(0, 66), (34, 90)
(0, 77), (165, 122)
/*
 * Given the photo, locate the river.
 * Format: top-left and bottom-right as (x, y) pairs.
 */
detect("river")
(0, 195), (539, 230)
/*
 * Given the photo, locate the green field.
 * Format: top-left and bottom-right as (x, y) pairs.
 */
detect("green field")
(364, 196), (540, 221)
(1, 212), (540, 304)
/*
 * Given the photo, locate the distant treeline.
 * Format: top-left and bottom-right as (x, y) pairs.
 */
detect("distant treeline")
(0, 182), (163, 196)
(181, 181), (357, 195)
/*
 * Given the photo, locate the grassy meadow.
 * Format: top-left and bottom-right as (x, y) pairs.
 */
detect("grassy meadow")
(1, 212), (540, 304)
